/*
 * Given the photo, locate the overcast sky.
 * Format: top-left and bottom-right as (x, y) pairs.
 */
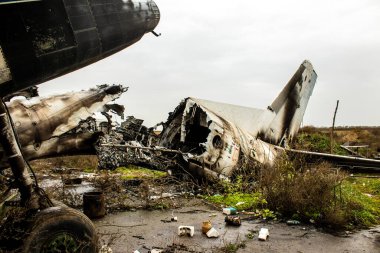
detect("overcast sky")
(39, 0), (380, 127)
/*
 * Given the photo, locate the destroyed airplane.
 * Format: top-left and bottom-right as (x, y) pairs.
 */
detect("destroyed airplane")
(98, 60), (318, 179)
(0, 0), (160, 251)
(158, 60), (316, 178)
(98, 60), (380, 177)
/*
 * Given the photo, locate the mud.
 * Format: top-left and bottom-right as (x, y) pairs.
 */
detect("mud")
(94, 199), (380, 253)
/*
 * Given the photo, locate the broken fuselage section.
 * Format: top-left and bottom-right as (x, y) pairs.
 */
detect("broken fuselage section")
(159, 60), (317, 179)
(0, 84), (127, 169)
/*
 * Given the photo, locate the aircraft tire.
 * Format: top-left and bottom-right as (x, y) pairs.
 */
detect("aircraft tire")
(22, 206), (98, 253)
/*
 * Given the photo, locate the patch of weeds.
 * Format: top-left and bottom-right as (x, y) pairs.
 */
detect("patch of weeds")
(221, 241), (246, 253)
(340, 178), (380, 228)
(294, 133), (348, 155)
(149, 202), (169, 210)
(261, 154), (344, 225)
(245, 231), (255, 240)
(114, 165), (167, 180)
(83, 167), (96, 173)
(261, 153), (380, 229)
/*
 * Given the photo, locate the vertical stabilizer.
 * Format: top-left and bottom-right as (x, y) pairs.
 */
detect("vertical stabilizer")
(260, 60), (317, 145)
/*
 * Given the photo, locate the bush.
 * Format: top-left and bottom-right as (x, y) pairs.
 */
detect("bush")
(259, 153), (380, 228)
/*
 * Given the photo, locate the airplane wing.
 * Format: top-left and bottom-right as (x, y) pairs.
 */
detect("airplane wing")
(284, 148), (380, 173)
(0, 0), (41, 5)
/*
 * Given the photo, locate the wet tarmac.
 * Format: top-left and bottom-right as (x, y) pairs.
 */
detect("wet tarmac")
(94, 199), (380, 253)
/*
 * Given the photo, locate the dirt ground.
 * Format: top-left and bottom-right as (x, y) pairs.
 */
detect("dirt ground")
(94, 198), (380, 253)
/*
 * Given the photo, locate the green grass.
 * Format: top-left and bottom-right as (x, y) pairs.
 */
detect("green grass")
(113, 165), (167, 180)
(295, 133), (348, 155)
(341, 177), (380, 227)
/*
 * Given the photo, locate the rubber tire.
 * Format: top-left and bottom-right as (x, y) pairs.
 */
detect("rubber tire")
(22, 206), (98, 253)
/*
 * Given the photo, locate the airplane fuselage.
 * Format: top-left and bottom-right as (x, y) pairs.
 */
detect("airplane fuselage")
(0, 0), (160, 96)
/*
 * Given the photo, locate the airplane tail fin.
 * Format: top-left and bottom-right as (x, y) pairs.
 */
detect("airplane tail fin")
(260, 60), (317, 146)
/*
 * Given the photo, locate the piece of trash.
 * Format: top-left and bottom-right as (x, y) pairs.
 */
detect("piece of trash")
(222, 207), (237, 215)
(178, 226), (195, 237)
(151, 250), (163, 253)
(235, 202), (245, 206)
(133, 250), (140, 253)
(224, 215), (241, 226)
(208, 213), (217, 217)
(202, 221), (212, 234)
(258, 228), (269, 241)
(100, 245), (113, 253)
(286, 220), (301, 225)
(206, 227), (220, 238)
(171, 216), (178, 222)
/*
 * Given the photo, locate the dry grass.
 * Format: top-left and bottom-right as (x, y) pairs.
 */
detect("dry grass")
(298, 126), (380, 157)
(29, 155), (98, 172)
(259, 154), (346, 224)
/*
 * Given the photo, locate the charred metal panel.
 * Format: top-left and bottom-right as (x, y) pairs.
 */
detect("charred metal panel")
(63, 0), (102, 61)
(0, 0), (77, 95)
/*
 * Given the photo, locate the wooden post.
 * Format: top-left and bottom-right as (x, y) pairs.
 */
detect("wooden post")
(330, 100), (339, 154)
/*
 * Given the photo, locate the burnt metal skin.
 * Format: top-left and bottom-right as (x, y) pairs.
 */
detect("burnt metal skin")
(0, 84), (127, 169)
(0, 0), (160, 96)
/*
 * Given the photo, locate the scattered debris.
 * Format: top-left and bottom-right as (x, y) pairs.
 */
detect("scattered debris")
(178, 226), (195, 237)
(224, 215), (242, 226)
(202, 221), (212, 234)
(286, 220), (301, 226)
(206, 227), (219, 238)
(100, 245), (113, 253)
(223, 207), (237, 215)
(151, 249), (163, 253)
(258, 228), (270, 241)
